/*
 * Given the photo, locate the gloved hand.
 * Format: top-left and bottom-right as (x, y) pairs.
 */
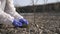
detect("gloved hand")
(12, 19), (22, 27)
(19, 18), (29, 25)
(19, 18), (29, 28)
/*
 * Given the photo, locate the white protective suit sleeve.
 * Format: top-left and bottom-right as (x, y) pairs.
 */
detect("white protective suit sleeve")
(0, 1), (14, 25)
(4, 0), (23, 20)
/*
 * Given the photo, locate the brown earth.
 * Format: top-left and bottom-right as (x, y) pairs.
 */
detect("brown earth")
(0, 12), (60, 34)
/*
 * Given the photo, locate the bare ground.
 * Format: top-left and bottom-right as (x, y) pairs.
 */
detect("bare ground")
(0, 12), (60, 34)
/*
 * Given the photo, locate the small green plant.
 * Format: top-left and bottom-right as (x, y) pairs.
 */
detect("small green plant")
(19, 24), (29, 28)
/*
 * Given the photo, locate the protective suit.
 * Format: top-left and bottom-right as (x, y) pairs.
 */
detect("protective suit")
(4, 0), (23, 20)
(0, 0), (28, 27)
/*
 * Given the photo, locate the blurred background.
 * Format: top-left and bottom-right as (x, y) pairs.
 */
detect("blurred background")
(13, 0), (60, 13)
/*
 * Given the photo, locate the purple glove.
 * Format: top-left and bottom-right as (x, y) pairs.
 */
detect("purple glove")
(19, 18), (29, 25)
(12, 19), (22, 27)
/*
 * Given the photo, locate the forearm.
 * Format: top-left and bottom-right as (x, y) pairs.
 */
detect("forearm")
(0, 9), (14, 25)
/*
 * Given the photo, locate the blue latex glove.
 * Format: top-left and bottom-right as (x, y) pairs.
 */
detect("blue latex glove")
(12, 19), (22, 27)
(19, 18), (29, 25)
